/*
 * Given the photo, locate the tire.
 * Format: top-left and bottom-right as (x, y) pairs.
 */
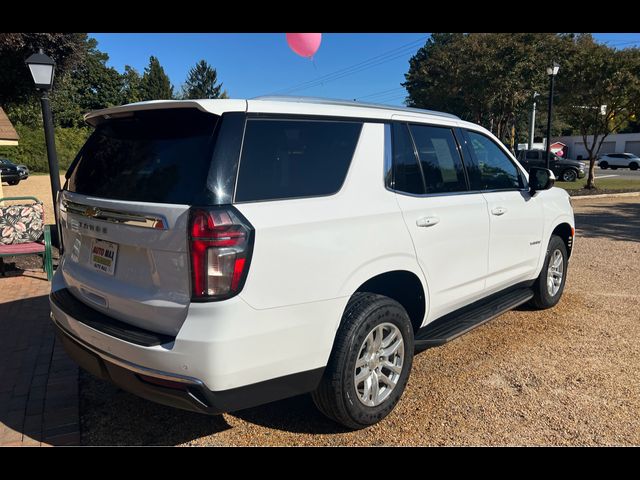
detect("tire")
(561, 169), (578, 182)
(599, 161), (608, 169)
(312, 292), (414, 430)
(530, 235), (568, 310)
(8, 179), (19, 186)
(630, 162), (639, 171)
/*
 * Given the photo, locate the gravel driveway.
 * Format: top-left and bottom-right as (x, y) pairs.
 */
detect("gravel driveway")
(75, 195), (640, 446)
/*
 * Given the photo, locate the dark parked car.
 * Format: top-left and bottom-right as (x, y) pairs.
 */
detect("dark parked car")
(517, 149), (586, 182)
(0, 158), (29, 180)
(16, 164), (29, 180)
(0, 158), (21, 185)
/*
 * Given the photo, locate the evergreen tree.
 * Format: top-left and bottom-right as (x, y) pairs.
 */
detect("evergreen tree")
(182, 60), (226, 99)
(140, 56), (174, 100)
(122, 65), (143, 104)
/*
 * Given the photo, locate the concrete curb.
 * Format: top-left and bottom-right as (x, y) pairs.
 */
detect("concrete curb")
(570, 191), (640, 201)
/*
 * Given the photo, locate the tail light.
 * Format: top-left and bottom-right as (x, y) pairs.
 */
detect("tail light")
(189, 207), (254, 301)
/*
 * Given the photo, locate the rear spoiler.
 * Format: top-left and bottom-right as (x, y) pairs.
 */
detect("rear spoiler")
(84, 99), (247, 127)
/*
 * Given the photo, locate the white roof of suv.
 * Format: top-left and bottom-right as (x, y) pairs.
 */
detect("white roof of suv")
(84, 95), (465, 128)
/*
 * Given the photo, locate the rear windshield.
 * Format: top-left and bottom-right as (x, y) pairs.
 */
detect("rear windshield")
(66, 109), (220, 204)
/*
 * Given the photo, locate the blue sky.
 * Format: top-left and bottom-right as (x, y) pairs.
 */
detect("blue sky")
(91, 33), (640, 106)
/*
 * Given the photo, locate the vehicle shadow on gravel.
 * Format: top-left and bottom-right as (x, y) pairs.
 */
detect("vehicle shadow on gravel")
(574, 201), (640, 242)
(80, 371), (233, 445)
(231, 394), (350, 435)
(81, 373), (347, 444)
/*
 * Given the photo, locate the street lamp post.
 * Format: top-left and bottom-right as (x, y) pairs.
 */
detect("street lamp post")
(529, 91), (539, 150)
(25, 49), (61, 249)
(545, 62), (560, 170)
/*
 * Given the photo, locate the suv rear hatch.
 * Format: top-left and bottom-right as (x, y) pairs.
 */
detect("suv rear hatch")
(59, 105), (245, 336)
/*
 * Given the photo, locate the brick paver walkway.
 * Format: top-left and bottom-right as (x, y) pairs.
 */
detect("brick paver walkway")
(0, 271), (79, 446)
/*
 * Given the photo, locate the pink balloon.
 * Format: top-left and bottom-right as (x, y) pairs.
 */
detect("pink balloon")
(286, 33), (322, 58)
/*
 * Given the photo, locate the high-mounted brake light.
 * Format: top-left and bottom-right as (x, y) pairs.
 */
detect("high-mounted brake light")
(189, 207), (254, 300)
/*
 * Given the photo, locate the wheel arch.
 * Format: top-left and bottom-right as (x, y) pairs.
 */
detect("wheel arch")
(551, 222), (574, 259)
(344, 269), (427, 334)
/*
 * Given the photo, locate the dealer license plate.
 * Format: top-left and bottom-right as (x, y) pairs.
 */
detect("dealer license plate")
(90, 239), (118, 276)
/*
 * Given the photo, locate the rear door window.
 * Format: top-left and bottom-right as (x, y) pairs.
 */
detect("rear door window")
(234, 118), (363, 202)
(391, 123), (425, 194)
(408, 124), (468, 194)
(66, 109), (221, 204)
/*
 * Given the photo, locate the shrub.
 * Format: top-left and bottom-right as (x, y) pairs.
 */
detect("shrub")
(0, 124), (91, 172)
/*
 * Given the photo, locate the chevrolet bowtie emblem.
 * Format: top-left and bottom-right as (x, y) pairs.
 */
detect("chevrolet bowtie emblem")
(84, 207), (100, 218)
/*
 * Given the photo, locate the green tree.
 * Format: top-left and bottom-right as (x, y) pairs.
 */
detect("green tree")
(140, 56), (174, 100)
(403, 33), (576, 151)
(122, 65), (143, 104)
(0, 33), (88, 109)
(181, 60), (227, 99)
(557, 38), (640, 188)
(51, 37), (124, 128)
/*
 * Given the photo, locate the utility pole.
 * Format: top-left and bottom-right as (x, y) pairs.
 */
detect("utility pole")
(529, 92), (539, 150)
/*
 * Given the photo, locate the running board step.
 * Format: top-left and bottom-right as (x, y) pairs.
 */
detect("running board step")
(415, 287), (534, 348)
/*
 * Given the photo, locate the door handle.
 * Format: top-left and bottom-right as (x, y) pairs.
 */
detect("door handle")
(491, 206), (507, 216)
(416, 216), (440, 227)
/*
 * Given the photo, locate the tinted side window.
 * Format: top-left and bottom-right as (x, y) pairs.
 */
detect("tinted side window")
(235, 119), (362, 202)
(391, 123), (424, 194)
(465, 131), (523, 190)
(526, 150), (540, 160)
(409, 125), (467, 194)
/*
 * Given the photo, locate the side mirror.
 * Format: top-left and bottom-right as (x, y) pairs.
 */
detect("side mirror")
(529, 167), (555, 195)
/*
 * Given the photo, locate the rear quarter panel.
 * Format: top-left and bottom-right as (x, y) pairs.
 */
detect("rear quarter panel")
(234, 122), (422, 312)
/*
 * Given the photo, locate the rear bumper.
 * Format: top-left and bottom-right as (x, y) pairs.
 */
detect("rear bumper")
(52, 319), (323, 414)
(49, 267), (343, 413)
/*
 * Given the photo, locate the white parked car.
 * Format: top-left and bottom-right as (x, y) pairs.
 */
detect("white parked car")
(50, 97), (575, 429)
(598, 152), (640, 170)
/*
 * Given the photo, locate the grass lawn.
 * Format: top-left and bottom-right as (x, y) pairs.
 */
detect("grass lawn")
(556, 177), (640, 193)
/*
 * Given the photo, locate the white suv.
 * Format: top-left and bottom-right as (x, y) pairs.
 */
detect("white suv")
(598, 152), (640, 170)
(50, 96), (575, 429)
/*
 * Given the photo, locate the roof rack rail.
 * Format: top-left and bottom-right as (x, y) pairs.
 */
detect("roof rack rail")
(251, 95), (460, 120)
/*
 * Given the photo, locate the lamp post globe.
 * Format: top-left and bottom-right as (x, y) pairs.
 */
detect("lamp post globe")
(25, 49), (55, 90)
